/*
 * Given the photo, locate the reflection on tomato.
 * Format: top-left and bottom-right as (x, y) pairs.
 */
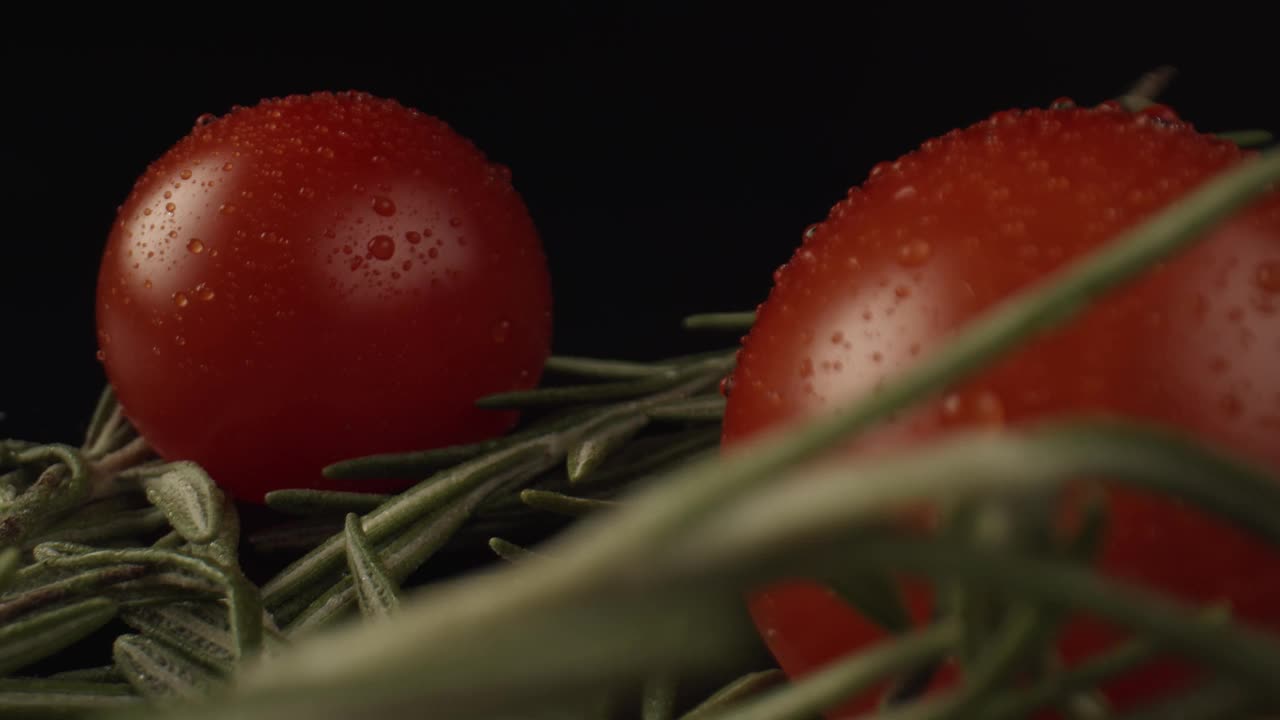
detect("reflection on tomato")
(722, 102), (1280, 715)
(97, 92), (552, 502)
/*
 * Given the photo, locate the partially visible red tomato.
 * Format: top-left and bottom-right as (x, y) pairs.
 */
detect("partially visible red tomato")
(96, 91), (552, 502)
(722, 102), (1280, 715)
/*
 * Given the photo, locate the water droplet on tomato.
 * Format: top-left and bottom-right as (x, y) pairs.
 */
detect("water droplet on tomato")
(172, 292), (189, 308)
(1256, 261), (1280, 294)
(298, 186), (315, 200)
(179, 169), (193, 180)
(143, 279), (153, 289)
(350, 256), (364, 270)
(187, 238), (205, 254)
(402, 260), (412, 271)
(175, 335), (186, 346)
(142, 208), (152, 216)
(195, 283), (215, 301)
(193, 114), (216, 128)
(427, 247), (439, 259)
(893, 185), (917, 200)
(371, 196), (396, 216)
(219, 203), (237, 216)
(368, 235), (396, 260)
(449, 217), (463, 228)
(896, 240), (932, 267)
(405, 231), (422, 245)
(719, 375), (734, 397)
(830, 331), (844, 345)
(971, 391), (1005, 424)
(799, 357), (814, 378)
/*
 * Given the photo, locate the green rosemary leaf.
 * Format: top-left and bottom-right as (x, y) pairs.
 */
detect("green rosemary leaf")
(976, 610), (1228, 720)
(679, 670), (786, 720)
(1215, 129), (1273, 148)
(821, 571), (912, 635)
(140, 461), (222, 545)
(113, 633), (224, 700)
(646, 396), (726, 422)
(520, 489), (617, 517)
(845, 537), (1280, 701)
(1042, 421), (1280, 548)
(152, 531), (183, 550)
(343, 514), (400, 619)
(109, 571), (225, 603)
(0, 547), (17, 592)
(183, 501), (242, 568)
(97, 422), (141, 460)
(707, 621), (957, 720)
(36, 546), (262, 658)
(321, 439), (500, 480)
(0, 597), (119, 676)
(0, 472), (22, 505)
(924, 606), (1047, 720)
(263, 444), (552, 612)
(120, 603), (239, 675)
(45, 665), (126, 683)
(287, 475), (509, 631)
(578, 426), (721, 489)
(0, 678), (141, 717)
(82, 385), (119, 455)
(681, 312), (756, 331)
(233, 588), (759, 720)
(641, 674), (678, 720)
(489, 537), (537, 562)
(265, 490), (390, 516)
(567, 414), (649, 483)
(0, 446), (90, 547)
(0, 564), (147, 624)
(324, 409), (599, 482)
(1115, 65), (1176, 112)
(477, 354), (732, 410)
(26, 507), (168, 548)
(544, 355), (676, 379)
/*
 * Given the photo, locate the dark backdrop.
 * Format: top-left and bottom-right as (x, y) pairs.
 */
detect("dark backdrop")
(3, 5), (1277, 444)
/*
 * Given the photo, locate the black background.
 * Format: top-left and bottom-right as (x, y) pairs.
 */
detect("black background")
(3, 5), (1277, 445)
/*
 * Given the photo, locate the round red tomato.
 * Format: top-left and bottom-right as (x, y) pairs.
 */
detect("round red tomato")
(96, 91), (552, 502)
(722, 102), (1280, 715)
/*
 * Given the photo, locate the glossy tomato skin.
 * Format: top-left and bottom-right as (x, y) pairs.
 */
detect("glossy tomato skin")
(97, 92), (552, 502)
(722, 103), (1280, 715)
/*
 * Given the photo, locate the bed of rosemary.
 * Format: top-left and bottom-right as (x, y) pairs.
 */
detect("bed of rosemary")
(2, 103), (1279, 719)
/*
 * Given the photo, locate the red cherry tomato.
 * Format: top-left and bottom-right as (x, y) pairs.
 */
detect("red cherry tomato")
(96, 92), (552, 502)
(722, 103), (1280, 715)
